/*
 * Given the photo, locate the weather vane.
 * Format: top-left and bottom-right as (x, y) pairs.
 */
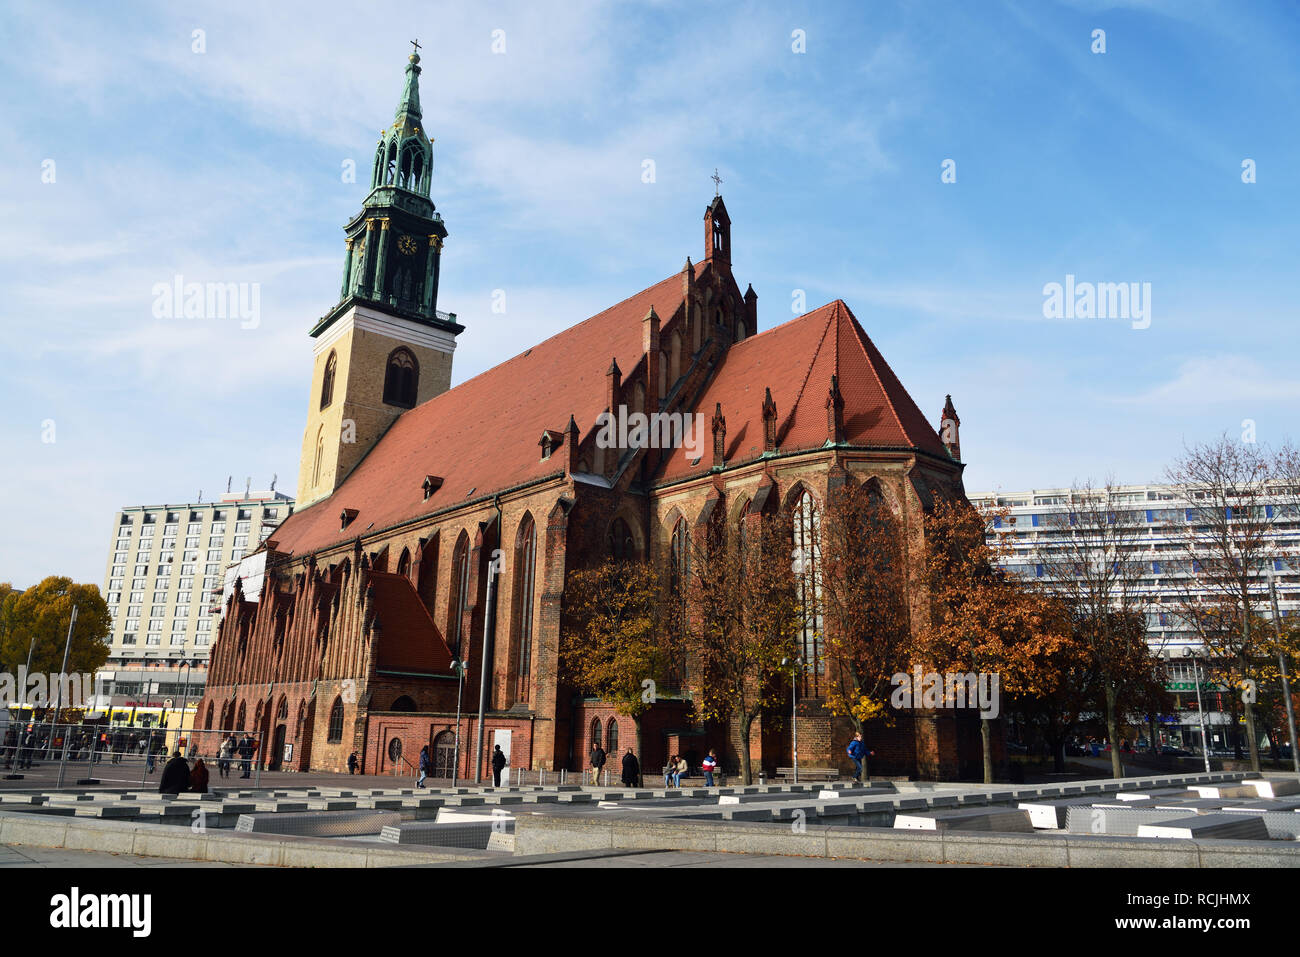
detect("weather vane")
(711, 168), (723, 196)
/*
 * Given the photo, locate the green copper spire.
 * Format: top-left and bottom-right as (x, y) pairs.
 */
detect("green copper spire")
(313, 43), (457, 340)
(396, 43), (423, 121)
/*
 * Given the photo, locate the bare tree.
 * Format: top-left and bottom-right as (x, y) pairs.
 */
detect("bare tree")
(1034, 480), (1155, 778)
(1165, 435), (1300, 772)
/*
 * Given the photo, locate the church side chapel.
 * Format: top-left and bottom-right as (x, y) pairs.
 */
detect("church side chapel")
(195, 48), (990, 781)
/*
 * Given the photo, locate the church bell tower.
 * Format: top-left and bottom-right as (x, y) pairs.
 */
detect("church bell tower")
(297, 44), (464, 510)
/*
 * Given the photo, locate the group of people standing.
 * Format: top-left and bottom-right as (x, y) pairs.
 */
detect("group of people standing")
(213, 733), (256, 779)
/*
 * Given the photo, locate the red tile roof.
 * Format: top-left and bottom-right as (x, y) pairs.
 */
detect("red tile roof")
(658, 300), (949, 481)
(272, 262), (710, 556)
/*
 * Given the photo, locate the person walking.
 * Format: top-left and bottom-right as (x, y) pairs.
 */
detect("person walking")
(217, 735), (234, 779)
(701, 749), (718, 787)
(589, 741), (606, 786)
(620, 747), (640, 787)
(417, 744), (430, 788)
(491, 744), (507, 787)
(19, 727), (34, 770)
(347, 751), (359, 775)
(847, 732), (873, 783)
(237, 734), (253, 779)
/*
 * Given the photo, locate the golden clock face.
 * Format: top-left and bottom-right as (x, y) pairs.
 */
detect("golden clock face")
(397, 234), (418, 255)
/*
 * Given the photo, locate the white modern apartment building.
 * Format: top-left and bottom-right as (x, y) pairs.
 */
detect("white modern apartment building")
(970, 483), (1299, 753)
(99, 486), (293, 726)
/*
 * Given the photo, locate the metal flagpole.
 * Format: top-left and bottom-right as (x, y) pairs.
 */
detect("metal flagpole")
(473, 553), (501, 785)
(452, 660), (465, 788)
(47, 605), (78, 745)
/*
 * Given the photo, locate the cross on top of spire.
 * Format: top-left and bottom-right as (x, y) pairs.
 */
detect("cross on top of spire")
(410, 38), (421, 56)
(711, 168), (723, 196)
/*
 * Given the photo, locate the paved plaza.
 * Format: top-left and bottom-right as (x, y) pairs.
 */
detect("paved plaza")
(1, 769), (1298, 868)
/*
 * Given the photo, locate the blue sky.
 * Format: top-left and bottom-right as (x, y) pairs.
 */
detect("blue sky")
(2, 0), (1297, 588)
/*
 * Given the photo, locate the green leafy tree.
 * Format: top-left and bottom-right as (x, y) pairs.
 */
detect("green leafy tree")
(559, 559), (680, 783)
(0, 577), (111, 710)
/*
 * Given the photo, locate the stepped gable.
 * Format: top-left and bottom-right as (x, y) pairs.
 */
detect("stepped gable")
(659, 299), (947, 480)
(272, 262), (709, 556)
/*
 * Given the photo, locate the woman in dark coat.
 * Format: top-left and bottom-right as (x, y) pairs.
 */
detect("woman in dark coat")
(620, 748), (640, 787)
(158, 752), (191, 795)
(189, 758), (210, 794)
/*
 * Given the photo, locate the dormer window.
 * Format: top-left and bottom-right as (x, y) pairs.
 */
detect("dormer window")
(340, 508), (359, 530)
(539, 430), (563, 460)
(422, 475), (444, 501)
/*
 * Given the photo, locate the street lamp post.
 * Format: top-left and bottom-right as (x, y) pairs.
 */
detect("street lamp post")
(1267, 570), (1300, 777)
(178, 659), (193, 754)
(451, 659), (466, 788)
(1183, 647), (1212, 774)
(782, 656), (801, 784)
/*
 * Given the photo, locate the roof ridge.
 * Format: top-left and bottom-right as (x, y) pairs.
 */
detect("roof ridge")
(395, 262), (702, 414)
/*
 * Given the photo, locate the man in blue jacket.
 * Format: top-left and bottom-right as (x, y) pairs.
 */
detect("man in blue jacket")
(847, 733), (874, 783)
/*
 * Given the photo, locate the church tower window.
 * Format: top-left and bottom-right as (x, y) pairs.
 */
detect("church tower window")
(383, 347), (419, 408)
(320, 351), (337, 410)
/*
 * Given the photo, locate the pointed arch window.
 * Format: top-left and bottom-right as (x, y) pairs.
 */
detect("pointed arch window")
(383, 347), (419, 408)
(668, 515), (690, 689)
(608, 517), (636, 562)
(312, 426), (325, 487)
(591, 718), (602, 754)
(606, 719), (619, 754)
(448, 532), (470, 657)
(320, 351), (337, 410)
(327, 696), (345, 742)
(513, 514), (537, 700)
(792, 489), (824, 696)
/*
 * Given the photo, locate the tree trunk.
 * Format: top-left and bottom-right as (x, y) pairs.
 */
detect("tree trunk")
(740, 712), (754, 785)
(981, 717), (993, 784)
(1104, 683), (1122, 779)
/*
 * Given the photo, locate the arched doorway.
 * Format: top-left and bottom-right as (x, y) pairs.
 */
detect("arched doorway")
(433, 730), (456, 779)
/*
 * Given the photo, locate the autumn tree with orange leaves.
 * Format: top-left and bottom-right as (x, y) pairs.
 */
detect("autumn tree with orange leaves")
(818, 481), (916, 765)
(685, 507), (802, 784)
(560, 559), (682, 783)
(918, 497), (1074, 783)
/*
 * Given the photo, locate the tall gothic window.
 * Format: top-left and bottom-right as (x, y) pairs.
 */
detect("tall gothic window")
(607, 517), (636, 562)
(383, 347), (419, 408)
(513, 514), (537, 700)
(312, 426), (325, 487)
(327, 696), (345, 742)
(668, 516), (690, 688)
(736, 499), (751, 557)
(448, 532), (470, 657)
(792, 489), (824, 696)
(320, 351), (337, 410)
(606, 719), (619, 755)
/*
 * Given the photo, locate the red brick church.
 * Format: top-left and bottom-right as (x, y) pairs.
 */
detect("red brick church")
(195, 50), (989, 781)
